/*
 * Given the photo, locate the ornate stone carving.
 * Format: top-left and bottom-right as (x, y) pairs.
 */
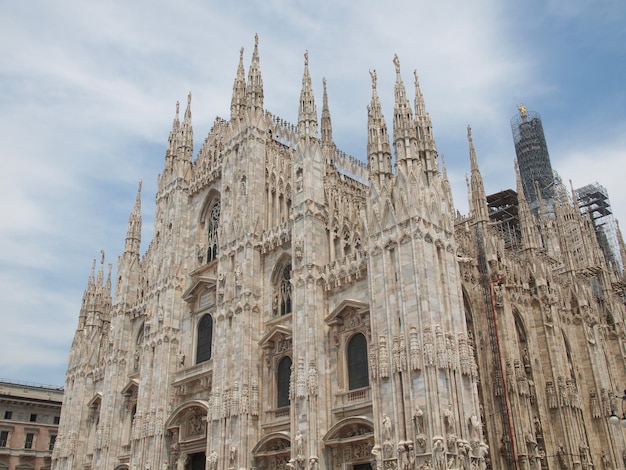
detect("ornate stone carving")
(379, 336), (389, 378)
(409, 327), (421, 371)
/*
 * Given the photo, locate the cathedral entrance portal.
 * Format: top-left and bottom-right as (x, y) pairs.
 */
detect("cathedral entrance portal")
(323, 418), (374, 470)
(189, 452), (206, 470)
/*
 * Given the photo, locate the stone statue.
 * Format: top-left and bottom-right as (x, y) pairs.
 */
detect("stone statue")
(383, 414), (392, 441)
(414, 406), (424, 435)
(468, 413), (480, 441)
(295, 431), (304, 458)
(432, 437), (446, 470)
(370, 69), (377, 89)
(208, 450), (218, 470)
(443, 406), (455, 435)
(229, 445), (237, 468)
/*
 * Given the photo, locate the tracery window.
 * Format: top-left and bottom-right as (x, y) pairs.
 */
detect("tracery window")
(276, 356), (292, 408)
(207, 201), (220, 263)
(347, 333), (369, 390)
(196, 314), (213, 364)
(279, 264), (292, 316)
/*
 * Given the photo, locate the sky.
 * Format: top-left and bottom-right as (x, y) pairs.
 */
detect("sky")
(1, 0), (625, 387)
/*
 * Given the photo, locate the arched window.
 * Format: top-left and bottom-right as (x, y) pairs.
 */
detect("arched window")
(196, 315), (213, 364)
(277, 356), (292, 408)
(279, 264), (292, 316)
(347, 333), (369, 390)
(207, 201), (220, 263)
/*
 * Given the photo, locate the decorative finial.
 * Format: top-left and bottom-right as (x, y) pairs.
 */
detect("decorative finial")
(369, 69), (377, 90)
(467, 125), (473, 142)
(518, 102), (527, 119)
(254, 33), (258, 47)
(304, 50), (309, 67)
(239, 47), (244, 60)
(175, 101), (180, 117)
(187, 92), (192, 105)
(413, 69), (419, 85)
(100, 249), (105, 265)
(393, 54), (400, 74)
(323, 77), (327, 90)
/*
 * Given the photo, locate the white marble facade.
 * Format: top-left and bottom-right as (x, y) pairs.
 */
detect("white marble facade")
(53, 37), (626, 470)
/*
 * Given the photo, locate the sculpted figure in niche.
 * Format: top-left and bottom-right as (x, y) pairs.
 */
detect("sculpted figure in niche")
(383, 414), (392, 441)
(295, 431), (304, 458)
(398, 444), (409, 470)
(413, 406), (424, 435)
(207, 450), (218, 470)
(432, 437), (446, 470)
(443, 406), (455, 435)
(468, 413), (480, 441)
(229, 446), (237, 468)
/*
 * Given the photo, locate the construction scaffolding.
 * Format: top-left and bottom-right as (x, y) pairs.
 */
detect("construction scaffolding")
(511, 108), (555, 209)
(576, 182), (624, 273)
(487, 189), (521, 251)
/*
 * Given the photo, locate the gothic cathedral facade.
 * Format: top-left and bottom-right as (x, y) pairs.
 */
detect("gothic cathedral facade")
(53, 37), (626, 470)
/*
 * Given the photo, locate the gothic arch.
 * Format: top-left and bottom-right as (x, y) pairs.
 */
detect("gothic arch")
(347, 332), (369, 390)
(271, 252), (292, 284)
(251, 432), (291, 470)
(165, 400), (210, 430)
(323, 417), (374, 469)
(323, 416), (374, 441)
(199, 189), (221, 223)
(196, 313), (213, 364)
(113, 465), (129, 470)
(251, 431), (291, 454)
(513, 308), (529, 344)
(271, 254), (292, 317)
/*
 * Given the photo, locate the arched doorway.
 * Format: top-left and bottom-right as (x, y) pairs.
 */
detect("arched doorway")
(164, 400), (210, 470)
(323, 418), (374, 469)
(251, 433), (291, 469)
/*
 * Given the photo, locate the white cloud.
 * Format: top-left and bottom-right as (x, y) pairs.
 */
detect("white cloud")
(0, 0), (624, 385)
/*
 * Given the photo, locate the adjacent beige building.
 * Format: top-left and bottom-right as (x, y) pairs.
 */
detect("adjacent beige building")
(53, 37), (626, 470)
(0, 380), (63, 470)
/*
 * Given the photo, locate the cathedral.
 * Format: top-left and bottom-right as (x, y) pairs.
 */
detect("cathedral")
(52, 36), (626, 470)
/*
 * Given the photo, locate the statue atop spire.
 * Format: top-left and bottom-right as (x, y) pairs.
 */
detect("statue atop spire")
(321, 77), (334, 148)
(230, 46), (247, 121)
(246, 34), (264, 112)
(393, 53), (401, 75)
(392, 54), (415, 168)
(367, 68), (391, 187)
(369, 69), (377, 94)
(297, 49), (318, 139)
(124, 180), (143, 256)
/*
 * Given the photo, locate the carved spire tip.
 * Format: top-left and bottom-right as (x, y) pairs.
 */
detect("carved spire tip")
(393, 54), (400, 74)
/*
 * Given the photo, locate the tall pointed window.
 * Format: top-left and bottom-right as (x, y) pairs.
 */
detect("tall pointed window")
(196, 314), (213, 364)
(279, 264), (292, 316)
(277, 356), (292, 408)
(207, 201), (220, 263)
(347, 333), (369, 390)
